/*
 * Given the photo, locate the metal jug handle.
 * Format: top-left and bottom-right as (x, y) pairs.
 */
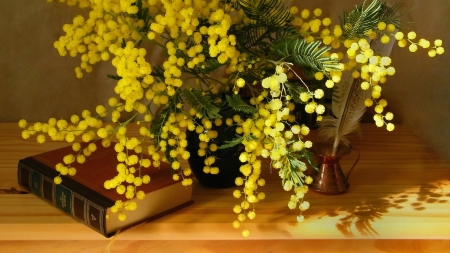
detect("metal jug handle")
(346, 146), (360, 181)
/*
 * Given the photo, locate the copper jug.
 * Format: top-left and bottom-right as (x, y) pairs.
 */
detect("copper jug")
(308, 143), (358, 195)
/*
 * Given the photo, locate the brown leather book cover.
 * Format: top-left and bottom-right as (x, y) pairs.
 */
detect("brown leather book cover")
(17, 142), (193, 237)
(33, 143), (180, 201)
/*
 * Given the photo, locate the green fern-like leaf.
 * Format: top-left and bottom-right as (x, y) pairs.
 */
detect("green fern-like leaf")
(107, 74), (122, 80)
(149, 66), (165, 81)
(226, 94), (258, 115)
(286, 153), (308, 184)
(218, 134), (258, 149)
(236, 0), (292, 27)
(149, 106), (171, 142)
(132, 0), (151, 37)
(231, 0), (297, 56)
(234, 24), (298, 56)
(180, 88), (222, 119)
(340, 0), (383, 39)
(233, 25), (272, 53)
(198, 58), (223, 74)
(218, 135), (244, 149)
(378, 2), (406, 30)
(273, 39), (340, 72)
(288, 155), (306, 173)
(274, 25), (298, 42)
(149, 91), (181, 142)
(238, 68), (266, 83)
(285, 83), (308, 104)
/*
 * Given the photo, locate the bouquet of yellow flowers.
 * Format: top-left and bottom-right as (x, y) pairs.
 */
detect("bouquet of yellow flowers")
(19, 0), (443, 237)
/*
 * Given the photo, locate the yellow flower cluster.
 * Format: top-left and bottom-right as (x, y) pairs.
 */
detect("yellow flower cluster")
(18, 109), (105, 144)
(31, 0), (250, 223)
(301, 15), (443, 132)
(290, 7), (342, 48)
(139, 111), (194, 186)
(263, 65), (332, 123)
(191, 117), (223, 175)
(395, 31), (445, 57)
(375, 21), (398, 44)
(110, 42), (153, 110)
(146, 0), (240, 85)
(229, 65), (318, 236)
(343, 38), (396, 130)
(110, 199), (139, 222)
(24, 0), (445, 238)
(52, 0), (149, 78)
(294, 15), (445, 132)
(290, 13), (444, 131)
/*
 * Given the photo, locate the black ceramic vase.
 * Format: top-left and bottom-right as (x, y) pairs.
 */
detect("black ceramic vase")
(186, 122), (244, 188)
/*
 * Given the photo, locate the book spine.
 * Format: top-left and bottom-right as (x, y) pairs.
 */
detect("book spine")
(17, 159), (110, 237)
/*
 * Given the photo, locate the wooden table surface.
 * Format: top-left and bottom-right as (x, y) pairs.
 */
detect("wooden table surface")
(0, 123), (449, 253)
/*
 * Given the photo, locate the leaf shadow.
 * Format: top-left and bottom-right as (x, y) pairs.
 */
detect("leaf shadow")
(320, 182), (449, 237)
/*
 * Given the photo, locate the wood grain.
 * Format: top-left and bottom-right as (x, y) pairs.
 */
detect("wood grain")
(0, 123), (449, 252)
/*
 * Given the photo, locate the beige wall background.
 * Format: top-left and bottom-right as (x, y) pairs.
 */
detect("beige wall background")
(1, 0), (449, 161)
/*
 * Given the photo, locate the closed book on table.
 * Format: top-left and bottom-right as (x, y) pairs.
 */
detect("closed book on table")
(17, 143), (193, 237)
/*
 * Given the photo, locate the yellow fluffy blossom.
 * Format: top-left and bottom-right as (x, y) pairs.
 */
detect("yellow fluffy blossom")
(25, 0), (445, 238)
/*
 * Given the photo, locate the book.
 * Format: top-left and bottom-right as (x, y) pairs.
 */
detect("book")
(17, 143), (193, 238)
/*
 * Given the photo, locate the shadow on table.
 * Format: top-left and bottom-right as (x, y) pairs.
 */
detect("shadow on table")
(0, 187), (27, 194)
(319, 182), (450, 237)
